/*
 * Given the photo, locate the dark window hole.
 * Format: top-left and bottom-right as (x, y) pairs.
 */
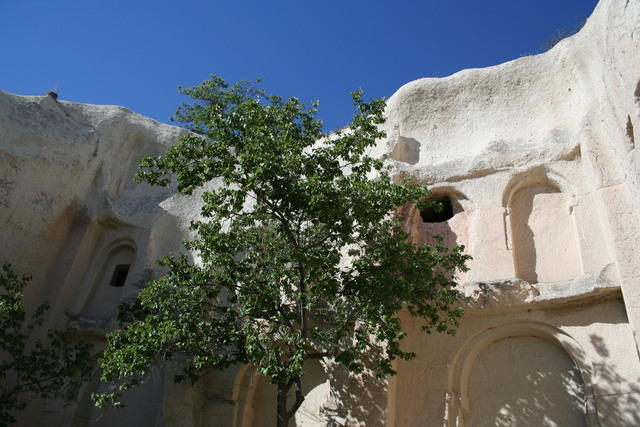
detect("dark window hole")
(420, 196), (454, 223)
(109, 264), (130, 287)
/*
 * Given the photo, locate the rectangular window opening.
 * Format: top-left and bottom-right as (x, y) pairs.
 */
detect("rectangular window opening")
(110, 264), (130, 287)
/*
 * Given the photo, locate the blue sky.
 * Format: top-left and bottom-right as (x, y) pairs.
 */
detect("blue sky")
(1, 0), (597, 131)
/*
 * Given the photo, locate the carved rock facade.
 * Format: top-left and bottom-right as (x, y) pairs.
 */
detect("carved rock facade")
(2, 0), (640, 425)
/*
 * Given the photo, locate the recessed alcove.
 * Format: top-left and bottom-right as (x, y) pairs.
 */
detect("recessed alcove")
(420, 195), (454, 223)
(467, 336), (586, 426)
(81, 243), (135, 319)
(233, 361), (330, 427)
(398, 190), (470, 284)
(503, 169), (581, 284)
(509, 184), (580, 283)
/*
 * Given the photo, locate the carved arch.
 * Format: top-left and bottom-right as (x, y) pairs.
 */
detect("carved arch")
(231, 362), (331, 427)
(232, 365), (261, 427)
(426, 185), (472, 215)
(501, 166), (577, 210)
(502, 167), (582, 282)
(77, 237), (137, 319)
(445, 321), (599, 426)
(399, 186), (471, 260)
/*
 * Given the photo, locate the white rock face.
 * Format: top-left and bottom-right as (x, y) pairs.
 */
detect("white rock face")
(2, 0), (640, 425)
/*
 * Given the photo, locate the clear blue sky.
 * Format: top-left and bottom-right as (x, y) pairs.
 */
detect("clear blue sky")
(1, 0), (598, 131)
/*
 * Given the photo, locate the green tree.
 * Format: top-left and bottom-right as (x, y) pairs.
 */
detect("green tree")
(96, 76), (470, 426)
(0, 264), (93, 425)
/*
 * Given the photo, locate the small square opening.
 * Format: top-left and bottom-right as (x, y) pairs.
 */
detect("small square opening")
(109, 264), (130, 287)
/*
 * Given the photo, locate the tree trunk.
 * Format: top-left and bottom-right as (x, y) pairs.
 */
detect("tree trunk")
(277, 382), (290, 427)
(277, 378), (305, 427)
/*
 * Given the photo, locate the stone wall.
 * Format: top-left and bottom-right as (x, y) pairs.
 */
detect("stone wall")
(1, 0), (640, 425)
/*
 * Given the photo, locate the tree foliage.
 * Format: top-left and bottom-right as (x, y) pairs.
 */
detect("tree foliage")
(0, 264), (93, 425)
(96, 76), (470, 426)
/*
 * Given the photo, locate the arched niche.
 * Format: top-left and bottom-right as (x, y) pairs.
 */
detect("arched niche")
(503, 169), (581, 283)
(80, 239), (136, 319)
(399, 187), (470, 251)
(468, 336), (586, 426)
(232, 362), (331, 427)
(446, 322), (598, 427)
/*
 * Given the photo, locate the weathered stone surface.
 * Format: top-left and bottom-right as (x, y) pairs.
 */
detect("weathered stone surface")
(2, 0), (640, 425)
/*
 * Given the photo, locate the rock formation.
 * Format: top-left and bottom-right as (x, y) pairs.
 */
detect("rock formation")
(1, 0), (640, 425)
